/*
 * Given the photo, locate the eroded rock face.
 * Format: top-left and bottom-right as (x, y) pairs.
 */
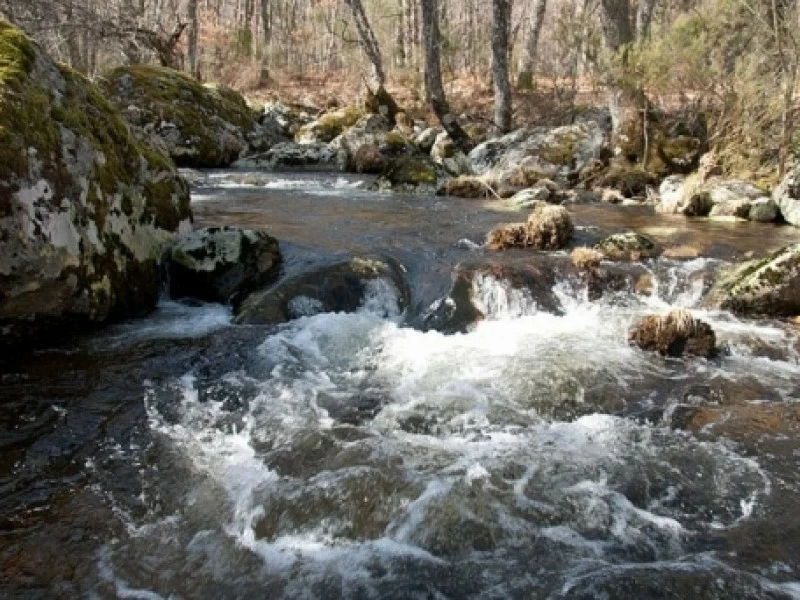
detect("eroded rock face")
(0, 21), (192, 350)
(705, 244), (800, 317)
(101, 65), (265, 168)
(235, 255), (409, 325)
(773, 162), (800, 226)
(487, 204), (574, 251)
(629, 310), (716, 358)
(168, 227), (281, 305)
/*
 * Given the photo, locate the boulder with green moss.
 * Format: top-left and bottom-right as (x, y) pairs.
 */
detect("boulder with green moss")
(379, 156), (439, 189)
(705, 244), (800, 317)
(0, 21), (192, 350)
(295, 106), (364, 144)
(330, 114), (415, 172)
(100, 65), (268, 168)
(595, 232), (659, 261)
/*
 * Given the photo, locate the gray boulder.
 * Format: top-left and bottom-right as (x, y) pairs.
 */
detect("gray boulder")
(773, 162), (800, 226)
(0, 22), (191, 350)
(168, 227), (281, 305)
(708, 180), (772, 220)
(468, 123), (608, 180)
(232, 142), (339, 170)
(101, 66), (263, 168)
(705, 244), (800, 317)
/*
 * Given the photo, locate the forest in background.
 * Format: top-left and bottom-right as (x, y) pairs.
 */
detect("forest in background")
(2, 0), (799, 184)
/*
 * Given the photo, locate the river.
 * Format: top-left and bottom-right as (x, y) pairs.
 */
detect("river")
(2, 172), (799, 598)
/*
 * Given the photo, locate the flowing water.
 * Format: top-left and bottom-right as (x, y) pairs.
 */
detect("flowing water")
(2, 172), (800, 599)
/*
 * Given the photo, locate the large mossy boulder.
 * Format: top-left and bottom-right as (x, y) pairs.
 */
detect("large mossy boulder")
(168, 227), (281, 305)
(595, 232), (659, 261)
(705, 244), (800, 317)
(295, 106), (364, 144)
(235, 255), (409, 325)
(100, 65), (265, 168)
(0, 21), (191, 350)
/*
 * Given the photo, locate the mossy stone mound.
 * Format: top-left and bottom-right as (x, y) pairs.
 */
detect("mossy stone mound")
(0, 21), (192, 350)
(705, 244), (800, 317)
(101, 65), (260, 168)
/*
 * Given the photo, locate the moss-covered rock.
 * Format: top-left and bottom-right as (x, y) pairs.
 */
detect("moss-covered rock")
(0, 21), (191, 351)
(595, 232), (660, 261)
(100, 65), (265, 168)
(295, 106), (364, 144)
(595, 161), (658, 197)
(705, 244), (800, 317)
(380, 156), (439, 188)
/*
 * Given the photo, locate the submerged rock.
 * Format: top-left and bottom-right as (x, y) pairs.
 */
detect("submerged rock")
(487, 204), (574, 251)
(0, 21), (191, 350)
(168, 227), (281, 305)
(101, 65), (265, 168)
(629, 310), (716, 358)
(705, 244), (800, 317)
(595, 232), (659, 261)
(235, 255), (409, 325)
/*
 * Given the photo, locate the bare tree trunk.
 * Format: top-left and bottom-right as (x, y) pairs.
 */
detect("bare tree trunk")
(517, 0), (547, 89)
(635, 0), (658, 40)
(342, 0), (385, 90)
(420, 0), (472, 152)
(492, 0), (512, 132)
(599, 0), (652, 162)
(187, 0), (199, 77)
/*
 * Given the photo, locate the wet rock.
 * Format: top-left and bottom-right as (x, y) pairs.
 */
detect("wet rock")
(749, 197), (779, 223)
(232, 141), (338, 170)
(708, 180), (772, 221)
(379, 155), (439, 189)
(469, 122), (608, 180)
(261, 100), (314, 138)
(235, 255), (409, 325)
(101, 65), (264, 168)
(656, 174), (713, 216)
(422, 261), (563, 333)
(487, 204), (574, 251)
(352, 143), (386, 174)
(168, 227), (281, 305)
(0, 22), (192, 350)
(294, 105), (364, 144)
(595, 161), (658, 197)
(437, 175), (495, 198)
(595, 232), (659, 261)
(509, 186), (553, 208)
(705, 244), (800, 317)
(629, 310), (717, 358)
(773, 161), (800, 226)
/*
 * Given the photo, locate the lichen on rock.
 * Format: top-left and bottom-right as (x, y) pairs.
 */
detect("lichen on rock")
(0, 20), (191, 350)
(100, 65), (266, 168)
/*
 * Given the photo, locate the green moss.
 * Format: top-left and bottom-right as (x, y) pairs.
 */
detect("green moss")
(100, 65), (255, 167)
(383, 156), (437, 186)
(384, 130), (408, 150)
(537, 132), (578, 166)
(0, 20), (36, 88)
(295, 106), (364, 143)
